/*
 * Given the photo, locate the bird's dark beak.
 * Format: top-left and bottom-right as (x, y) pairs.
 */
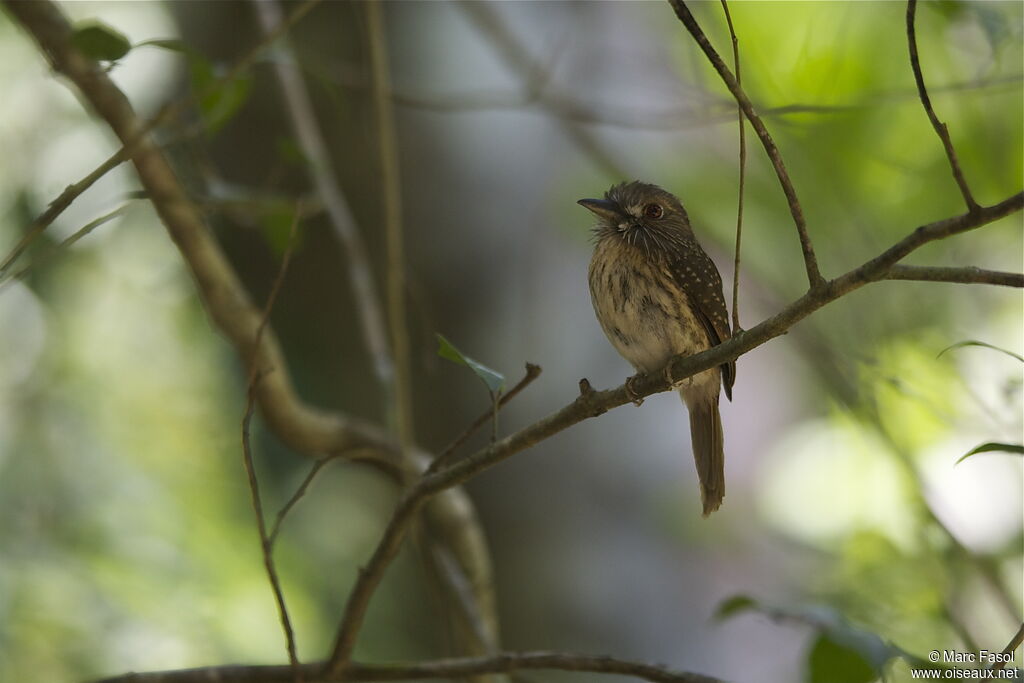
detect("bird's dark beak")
(577, 198), (621, 222)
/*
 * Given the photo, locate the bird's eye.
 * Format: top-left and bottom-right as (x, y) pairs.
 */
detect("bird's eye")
(643, 203), (664, 219)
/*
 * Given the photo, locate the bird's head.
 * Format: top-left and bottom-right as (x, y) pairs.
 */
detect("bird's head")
(578, 181), (694, 253)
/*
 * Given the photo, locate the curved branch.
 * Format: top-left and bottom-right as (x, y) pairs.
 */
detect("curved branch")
(93, 652), (725, 683)
(666, 0), (824, 288)
(4, 0), (501, 672)
(907, 0), (979, 211)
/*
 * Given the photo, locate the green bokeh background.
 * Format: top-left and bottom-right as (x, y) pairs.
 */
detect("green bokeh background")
(0, 2), (1020, 682)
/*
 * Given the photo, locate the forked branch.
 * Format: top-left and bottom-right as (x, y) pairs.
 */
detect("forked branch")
(666, 0), (824, 289)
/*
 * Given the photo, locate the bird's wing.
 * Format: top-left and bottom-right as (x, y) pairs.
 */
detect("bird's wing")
(668, 245), (736, 400)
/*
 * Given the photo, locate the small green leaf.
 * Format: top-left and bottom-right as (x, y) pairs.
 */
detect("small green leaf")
(436, 334), (505, 394)
(71, 22), (132, 62)
(955, 442), (1024, 464)
(938, 340), (1023, 363)
(714, 594), (758, 621)
(806, 633), (877, 683)
(135, 38), (193, 55)
(189, 57), (252, 135)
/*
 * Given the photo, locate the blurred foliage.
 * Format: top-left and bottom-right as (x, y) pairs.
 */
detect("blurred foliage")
(0, 2), (1020, 683)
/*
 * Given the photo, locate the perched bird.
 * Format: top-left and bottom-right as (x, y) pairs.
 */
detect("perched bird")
(579, 181), (735, 516)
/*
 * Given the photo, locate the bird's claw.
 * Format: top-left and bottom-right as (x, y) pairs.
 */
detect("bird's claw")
(625, 374), (644, 406)
(664, 362), (690, 390)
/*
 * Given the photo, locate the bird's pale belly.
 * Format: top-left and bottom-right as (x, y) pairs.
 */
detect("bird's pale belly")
(589, 248), (718, 396)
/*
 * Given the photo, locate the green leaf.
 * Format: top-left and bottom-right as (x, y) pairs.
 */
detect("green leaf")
(134, 38), (193, 55)
(71, 22), (132, 62)
(955, 442), (1024, 464)
(937, 340), (1023, 363)
(436, 334), (505, 394)
(806, 633), (877, 683)
(714, 594), (758, 621)
(189, 57), (252, 135)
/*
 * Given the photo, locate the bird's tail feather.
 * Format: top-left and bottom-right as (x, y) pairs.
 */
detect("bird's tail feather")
(686, 394), (725, 516)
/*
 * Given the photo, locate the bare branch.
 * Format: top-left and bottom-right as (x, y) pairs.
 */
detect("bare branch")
(906, 0), (979, 212)
(990, 623), (1024, 671)
(429, 363), (543, 474)
(4, 4), (502, 671)
(0, 0), (322, 282)
(719, 0), (745, 333)
(457, 2), (629, 179)
(326, 193), (1022, 674)
(268, 453), (344, 547)
(0, 203), (131, 291)
(253, 0), (395, 402)
(93, 652), (725, 683)
(885, 265), (1023, 288)
(366, 1), (415, 448)
(666, 0), (824, 289)
(242, 207), (303, 677)
(0, 152), (127, 278)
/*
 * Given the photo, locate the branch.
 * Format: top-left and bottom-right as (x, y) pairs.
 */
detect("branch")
(666, 0), (824, 288)
(429, 362), (543, 474)
(457, 2), (629, 179)
(0, 203), (131, 291)
(93, 652), (725, 683)
(719, 0), (745, 333)
(0, 0), (322, 280)
(0, 151), (127, 278)
(252, 0), (394, 400)
(885, 265), (1023, 287)
(241, 207), (302, 676)
(366, 0), (414, 448)
(990, 622), (1024, 671)
(5, 1), (502, 672)
(326, 192), (1022, 675)
(906, 0), (979, 212)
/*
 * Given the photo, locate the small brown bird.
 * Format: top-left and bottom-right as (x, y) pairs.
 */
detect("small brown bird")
(580, 181), (735, 516)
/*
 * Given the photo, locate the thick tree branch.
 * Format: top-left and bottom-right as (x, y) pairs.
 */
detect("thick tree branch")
(907, 0), (979, 212)
(666, 0), (824, 288)
(94, 652), (724, 683)
(4, 1), (500, 673)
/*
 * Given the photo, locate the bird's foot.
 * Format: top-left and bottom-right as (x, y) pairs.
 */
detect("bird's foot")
(625, 374), (644, 406)
(664, 362), (692, 390)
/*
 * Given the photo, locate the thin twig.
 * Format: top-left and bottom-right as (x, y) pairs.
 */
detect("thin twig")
(0, 203), (131, 291)
(906, 0), (979, 212)
(429, 363), (543, 475)
(990, 622), (1024, 671)
(666, 0), (824, 289)
(268, 452), (344, 547)
(457, 2), (629, 179)
(885, 265), (1023, 287)
(93, 651), (724, 683)
(242, 205), (303, 679)
(720, 0), (745, 333)
(0, 0), (321, 281)
(0, 154), (127, 278)
(252, 0), (395, 402)
(366, 1), (415, 451)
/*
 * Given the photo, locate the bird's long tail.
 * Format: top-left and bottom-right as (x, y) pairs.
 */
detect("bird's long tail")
(684, 393), (725, 516)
